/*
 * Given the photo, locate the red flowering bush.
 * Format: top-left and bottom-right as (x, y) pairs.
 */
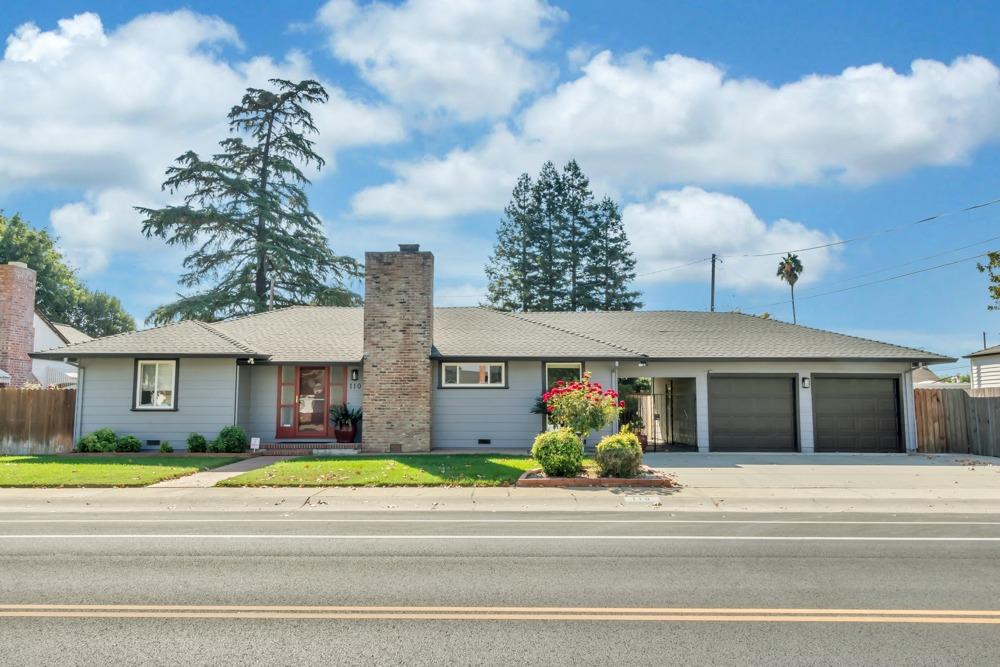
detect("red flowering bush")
(542, 371), (624, 439)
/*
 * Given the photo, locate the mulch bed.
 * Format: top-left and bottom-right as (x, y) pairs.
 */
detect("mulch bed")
(516, 465), (677, 488)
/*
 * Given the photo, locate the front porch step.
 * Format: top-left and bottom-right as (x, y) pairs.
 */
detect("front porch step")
(256, 442), (357, 456)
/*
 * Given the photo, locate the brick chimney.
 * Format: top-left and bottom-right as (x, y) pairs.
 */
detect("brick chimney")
(361, 244), (434, 452)
(0, 261), (38, 387)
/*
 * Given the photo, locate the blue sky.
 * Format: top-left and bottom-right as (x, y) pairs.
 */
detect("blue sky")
(0, 1), (998, 375)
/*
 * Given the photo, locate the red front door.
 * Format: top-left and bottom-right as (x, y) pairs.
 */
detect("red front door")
(276, 366), (330, 439)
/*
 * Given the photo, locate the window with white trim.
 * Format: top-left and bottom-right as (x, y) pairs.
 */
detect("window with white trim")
(135, 360), (177, 409)
(546, 362), (582, 389)
(441, 362), (505, 387)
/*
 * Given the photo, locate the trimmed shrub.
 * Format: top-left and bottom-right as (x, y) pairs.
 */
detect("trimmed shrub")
(159, 441), (174, 453)
(115, 435), (142, 452)
(186, 433), (208, 453)
(77, 427), (117, 453)
(210, 425), (248, 453)
(531, 428), (583, 477)
(595, 429), (644, 478)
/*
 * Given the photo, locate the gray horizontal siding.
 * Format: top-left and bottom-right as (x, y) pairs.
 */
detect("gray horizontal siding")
(242, 365), (277, 441)
(78, 357), (237, 444)
(431, 360), (616, 449)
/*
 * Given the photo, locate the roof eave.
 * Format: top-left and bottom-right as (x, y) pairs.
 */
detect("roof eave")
(29, 351), (269, 360)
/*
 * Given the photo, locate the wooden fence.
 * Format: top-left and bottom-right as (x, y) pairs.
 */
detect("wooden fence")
(915, 388), (1000, 457)
(0, 388), (76, 455)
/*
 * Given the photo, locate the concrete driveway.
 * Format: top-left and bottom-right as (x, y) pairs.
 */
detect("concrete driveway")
(641, 452), (1000, 511)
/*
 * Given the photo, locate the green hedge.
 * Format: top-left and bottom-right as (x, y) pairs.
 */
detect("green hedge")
(209, 425), (248, 453)
(595, 430), (643, 478)
(186, 433), (208, 453)
(77, 428), (118, 453)
(531, 429), (583, 477)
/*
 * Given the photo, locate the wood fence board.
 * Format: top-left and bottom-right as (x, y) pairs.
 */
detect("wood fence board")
(0, 389), (76, 455)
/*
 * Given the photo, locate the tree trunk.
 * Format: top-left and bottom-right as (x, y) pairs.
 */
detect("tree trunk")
(253, 114), (277, 309)
(790, 283), (797, 324)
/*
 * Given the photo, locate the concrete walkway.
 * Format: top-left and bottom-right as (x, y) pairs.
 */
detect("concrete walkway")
(150, 456), (292, 488)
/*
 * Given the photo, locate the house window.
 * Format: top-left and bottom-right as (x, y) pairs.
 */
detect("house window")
(441, 362), (505, 387)
(546, 362), (582, 389)
(134, 360), (177, 409)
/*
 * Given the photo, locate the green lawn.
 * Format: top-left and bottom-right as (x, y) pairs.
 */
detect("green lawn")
(0, 456), (241, 487)
(218, 454), (540, 487)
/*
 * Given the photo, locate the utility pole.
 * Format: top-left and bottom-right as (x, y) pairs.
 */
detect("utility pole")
(710, 253), (718, 312)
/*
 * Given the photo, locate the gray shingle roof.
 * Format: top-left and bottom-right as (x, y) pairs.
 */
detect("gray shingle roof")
(432, 308), (638, 359)
(211, 306), (363, 363)
(30, 306), (953, 363)
(52, 324), (92, 345)
(30, 320), (260, 359)
(966, 344), (1000, 358)
(514, 311), (952, 361)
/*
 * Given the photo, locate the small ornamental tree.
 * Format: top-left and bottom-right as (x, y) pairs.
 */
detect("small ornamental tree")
(541, 371), (624, 440)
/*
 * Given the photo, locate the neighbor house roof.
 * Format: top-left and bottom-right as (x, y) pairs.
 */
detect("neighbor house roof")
(52, 323), (91, 345)
(31, 306), (953, 363)
(966, 344), (1000, 358)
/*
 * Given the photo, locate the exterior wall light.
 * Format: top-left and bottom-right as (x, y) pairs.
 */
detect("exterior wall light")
(351, 369), (360, 382)
(637, 360), (648, 367)
(801, 377), (810, 389)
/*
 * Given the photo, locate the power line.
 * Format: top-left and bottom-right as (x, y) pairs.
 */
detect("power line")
(748, 252), (987, 309)
(721, 195), (1000, 259)
(636, 256), (711, 278)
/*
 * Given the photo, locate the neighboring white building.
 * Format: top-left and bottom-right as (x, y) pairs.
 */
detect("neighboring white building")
(967, 345), (1000, 389)
(32, 311), (91, 387)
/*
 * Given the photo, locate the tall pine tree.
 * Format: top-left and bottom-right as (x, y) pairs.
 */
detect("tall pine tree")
(485, 173), (537, 311)
(485, 160), (641, 312)
(137, 79), (361, 325)
(585, 197), (642, 310)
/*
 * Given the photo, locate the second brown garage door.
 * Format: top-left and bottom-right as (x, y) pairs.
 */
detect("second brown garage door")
(813, 376), (902, 452)
(709, 375), (797, 452)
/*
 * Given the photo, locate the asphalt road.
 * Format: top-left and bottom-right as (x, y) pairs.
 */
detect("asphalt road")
(1, 511), (999, 666)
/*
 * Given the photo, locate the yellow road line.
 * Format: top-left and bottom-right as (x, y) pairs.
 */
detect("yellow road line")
(1, 605), (998, 624)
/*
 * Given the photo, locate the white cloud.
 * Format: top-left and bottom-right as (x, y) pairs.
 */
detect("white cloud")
(317, 0), (565, 121)
(0, 11), (404, 274)
(351, 51), (1000, 220)
(623, 187), (840, 289)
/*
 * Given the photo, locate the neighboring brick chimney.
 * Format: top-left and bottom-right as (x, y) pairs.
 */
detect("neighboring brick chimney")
(0, 261), (38, 387)
(362, 244), (434, 452)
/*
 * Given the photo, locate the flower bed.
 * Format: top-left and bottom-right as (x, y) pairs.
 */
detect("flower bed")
(516, 465), (677, 488)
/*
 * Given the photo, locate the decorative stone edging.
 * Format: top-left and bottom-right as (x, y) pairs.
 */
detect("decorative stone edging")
(515, 468), (676, 488)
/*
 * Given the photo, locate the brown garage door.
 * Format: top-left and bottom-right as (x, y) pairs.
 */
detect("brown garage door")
(813, 376), (902, 453)
(709, 376), (797, 452)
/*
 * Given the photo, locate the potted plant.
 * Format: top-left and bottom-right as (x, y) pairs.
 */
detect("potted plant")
(329, 404), (362, 443)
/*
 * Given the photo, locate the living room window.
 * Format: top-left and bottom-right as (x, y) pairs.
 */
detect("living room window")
(134, 359), (177, 410)
(441, 362), (506, 387)
(545, 362), (583, 389)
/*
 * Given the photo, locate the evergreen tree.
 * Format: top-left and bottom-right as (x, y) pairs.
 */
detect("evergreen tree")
(585, 197), (643, 310)
(485, 173), (537, 311)
(485, 160), (642, 312)
(533, 161), (564, 311)
(557, 159), (598, 310)
(137, 79), (361, 325)
(0, 212), (135, 337)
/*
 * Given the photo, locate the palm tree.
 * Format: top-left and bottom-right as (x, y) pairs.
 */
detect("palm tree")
(776, 253), (804, 324)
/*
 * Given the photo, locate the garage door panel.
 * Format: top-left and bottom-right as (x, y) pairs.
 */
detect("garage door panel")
(813, 376), (901, 453)
(709, 376), (797, 452)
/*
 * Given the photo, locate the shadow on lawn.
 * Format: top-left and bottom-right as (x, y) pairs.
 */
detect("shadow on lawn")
(0, 456), (236, 470)
(333, 454), (534, 481)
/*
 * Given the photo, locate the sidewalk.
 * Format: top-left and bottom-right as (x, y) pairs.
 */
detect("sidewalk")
(1, 452), (997, 514)
(2, 482), (1000, 514)
(150, 456), (292, 488)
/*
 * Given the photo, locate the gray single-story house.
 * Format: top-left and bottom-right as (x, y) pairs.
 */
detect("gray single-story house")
(32, 245), (953, 454)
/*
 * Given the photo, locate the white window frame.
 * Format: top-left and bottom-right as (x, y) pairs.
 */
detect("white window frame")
(134, 359), (178, 410)
(545, 362), (583, 388)
(440, 362), (506, 388)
